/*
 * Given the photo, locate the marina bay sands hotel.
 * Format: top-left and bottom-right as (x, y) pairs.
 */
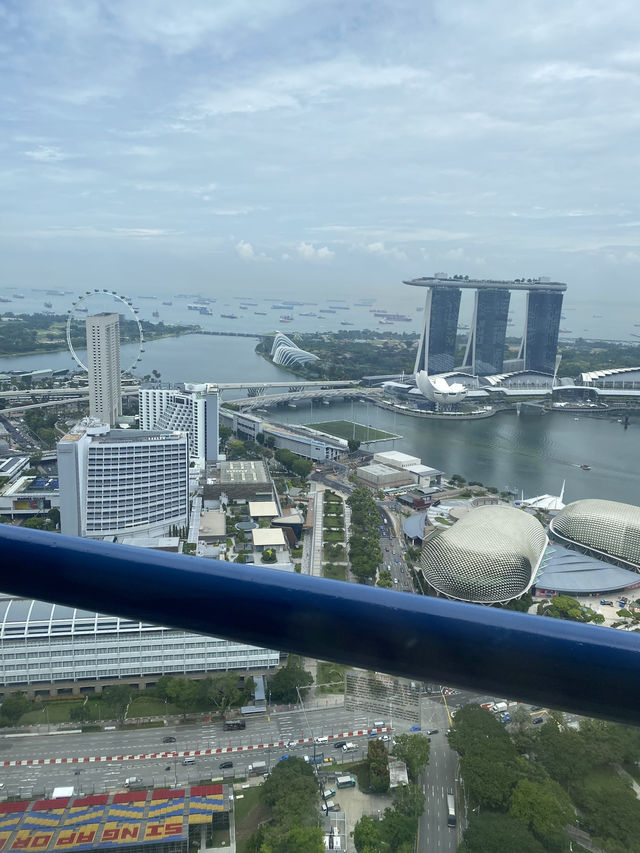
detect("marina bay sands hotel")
(405, 274), (567, 377)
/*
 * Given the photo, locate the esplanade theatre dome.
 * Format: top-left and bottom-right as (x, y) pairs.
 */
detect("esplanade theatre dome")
(419, 505), (547, 604)
(550, 499), (640, 569)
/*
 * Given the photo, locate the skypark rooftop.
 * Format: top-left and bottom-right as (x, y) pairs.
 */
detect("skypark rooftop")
(404, 275), (567, 292)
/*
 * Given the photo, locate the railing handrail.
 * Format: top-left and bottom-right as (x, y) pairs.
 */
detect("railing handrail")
(1, 526), (639, 725)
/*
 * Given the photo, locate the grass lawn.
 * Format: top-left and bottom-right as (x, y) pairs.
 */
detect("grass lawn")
(235, 786), (269, 853)
(323, 564), (347, 581)
(323, 545), (346, 560)
(19, 694), (180, 726)
(317, 661), (347, 693)
(307, 420), (400, 442)
(324, 531), (345, 543)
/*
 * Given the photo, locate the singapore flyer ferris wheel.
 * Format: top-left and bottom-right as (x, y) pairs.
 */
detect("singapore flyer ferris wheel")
(66, 289), (145, 374)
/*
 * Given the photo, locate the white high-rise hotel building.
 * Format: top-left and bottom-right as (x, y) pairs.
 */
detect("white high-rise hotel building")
(57, 420), (189, 539)
(86, 313), (122, 427)
(139, 383), (219, 465)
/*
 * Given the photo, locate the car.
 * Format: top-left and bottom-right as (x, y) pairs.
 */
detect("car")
(162, 736), (176, 743)
(287, 740), (299, 748)
(220, 761), (233, 769)
(531, 706), (543, 712)
(410, 726), (421, 732)
(124, 777), (141, 787)
(532, 717), (544, 725)
(601, 600), (614, 606)
(394, 558), (399, 564)
(333, 740), (346, 749)
(425, 729), (439, 735)
(279, 754), (290, 761)
(314, 736), (328, 744)
(377, 735), (390, 741)
(323, 756), (336, 764)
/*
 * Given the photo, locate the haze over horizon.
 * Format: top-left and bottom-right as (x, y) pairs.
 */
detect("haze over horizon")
(1, 1), (639, 303)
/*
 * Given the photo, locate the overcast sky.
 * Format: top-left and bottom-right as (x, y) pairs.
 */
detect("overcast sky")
(1, 0), (639, 301)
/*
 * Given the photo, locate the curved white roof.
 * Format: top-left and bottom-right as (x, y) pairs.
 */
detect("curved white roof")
(416, 371), (467, 404)
(420, 505), (548, 604)
(270, 332), (319, 367)
(550, 499), (640, 569)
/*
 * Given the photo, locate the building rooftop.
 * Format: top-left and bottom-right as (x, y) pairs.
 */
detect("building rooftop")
(248, 501), (278, 517)
(219, 460), (270, 484)
(251, 528), (287, 547)
(374, 450), (421, 466)
(359, 463), (405, 477)
(404, 275), (567, 292)
(198, 511), (227, 537)
(535, 545), (640, 594)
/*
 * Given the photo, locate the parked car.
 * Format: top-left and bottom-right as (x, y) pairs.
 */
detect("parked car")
(315, 736), (328, 744)
(333, 741), (346, 749)
(162, 736), (176, 743)
(279, 754), (290, 761)
(532, 717), (544, 725)
(220, 761), (233, 769)
(287, 740), (299, 748)
(425, 729), (439, 735)
(410, 726), (421, 732)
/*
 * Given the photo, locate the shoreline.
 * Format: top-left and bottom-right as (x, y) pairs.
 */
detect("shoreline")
(0, 330), (195, 362)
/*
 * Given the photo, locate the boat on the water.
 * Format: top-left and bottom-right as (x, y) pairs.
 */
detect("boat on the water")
(221, 313), (237, 319)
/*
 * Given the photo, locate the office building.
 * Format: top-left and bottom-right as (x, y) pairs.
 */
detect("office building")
(0, 596), (278, 696)
(139, 383), (219, 464)
(405, 275), (567, 377)
(57, 419), (189, 539)
(86, 313), (122, 426)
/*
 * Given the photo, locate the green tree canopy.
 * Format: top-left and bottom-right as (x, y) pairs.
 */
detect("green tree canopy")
(268, 660), (313, 704)
(459, 811), (545, 853)
(0, 693), (31, 726)
(510, 778), (574, 852)
(391, 734), (431, 782)
(391, 783), (425, 818)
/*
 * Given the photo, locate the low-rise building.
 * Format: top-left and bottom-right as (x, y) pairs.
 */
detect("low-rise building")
(373, 450), (421, 469)
(356, 463), (414, 489)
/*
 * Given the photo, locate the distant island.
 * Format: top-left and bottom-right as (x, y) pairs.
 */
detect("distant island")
(0, 312), (200, 358)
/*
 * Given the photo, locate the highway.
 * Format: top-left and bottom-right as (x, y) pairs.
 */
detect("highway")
(0, 705), (395, 799)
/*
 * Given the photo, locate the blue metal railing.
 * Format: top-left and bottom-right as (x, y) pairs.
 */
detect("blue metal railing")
(1, 526), (639, 725)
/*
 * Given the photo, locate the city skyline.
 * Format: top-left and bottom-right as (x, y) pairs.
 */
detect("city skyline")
(1, 2), (639, 303)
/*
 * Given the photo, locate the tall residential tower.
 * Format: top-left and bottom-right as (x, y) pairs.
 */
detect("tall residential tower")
(405, 275), (567, 377)
(86, 312), (121, 426)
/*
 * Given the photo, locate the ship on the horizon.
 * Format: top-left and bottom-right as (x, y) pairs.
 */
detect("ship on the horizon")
(279, 314), (293, 323)
(221, 313), (237, 319)
(320, 309), (336, 314)
(44, 301), (53, 309)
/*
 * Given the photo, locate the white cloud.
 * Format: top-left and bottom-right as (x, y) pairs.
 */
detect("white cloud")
(297, 242), (334, 261)
(23, 145), (66, 162)
(361, 242), (407, 261)
(235, 240), (270, 262)
(445, 248), (466, 260)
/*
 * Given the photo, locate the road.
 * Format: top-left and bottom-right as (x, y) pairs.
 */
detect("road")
(0, 705), (400, 799)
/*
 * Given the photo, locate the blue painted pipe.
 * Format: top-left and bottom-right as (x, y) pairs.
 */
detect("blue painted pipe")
(1, 525), (639, 724)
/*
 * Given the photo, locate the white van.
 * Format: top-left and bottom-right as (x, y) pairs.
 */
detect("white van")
(373, 720), (385, 728)
(124, 777), (141, 787)
(182, 757), (196, 765)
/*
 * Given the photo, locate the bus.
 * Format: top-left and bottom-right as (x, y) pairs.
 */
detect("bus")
(337, 775), (356, 789)
(223, 719), (246, 731)
(447, 793), (456, 828)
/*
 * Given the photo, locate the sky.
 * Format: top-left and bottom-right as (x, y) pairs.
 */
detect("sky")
(1, 0), (639, 302)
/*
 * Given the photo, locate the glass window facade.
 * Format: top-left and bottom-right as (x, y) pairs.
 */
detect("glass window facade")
(523, 291), (564, 374)
(427, 287), (461, 375)
(473, 288), (511, 375)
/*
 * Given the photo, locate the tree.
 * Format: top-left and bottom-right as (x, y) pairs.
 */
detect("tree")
(376, 570), (393, 588)
(459, 812), (545, 853)
(0, 693), (31, 725)
(368, 739), (390, 793)
(391, 733), (430, 782)
(268, 660), (313, 704)
(47, 507), (60, 527)
(347, 439), (361, 453)
(198, 673), (242, 714)
(537, 594), (600, 623)
(380, 810), (418, 852)
(29, 451), (43, 466)
(101, 685), (132, 723)
(353, 815), (386, 853)
(510, 778), (574, 852)
(392, 783), (425, 818)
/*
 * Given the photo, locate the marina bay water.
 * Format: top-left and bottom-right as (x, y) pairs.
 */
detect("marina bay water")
(1, 333), (638, 506)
